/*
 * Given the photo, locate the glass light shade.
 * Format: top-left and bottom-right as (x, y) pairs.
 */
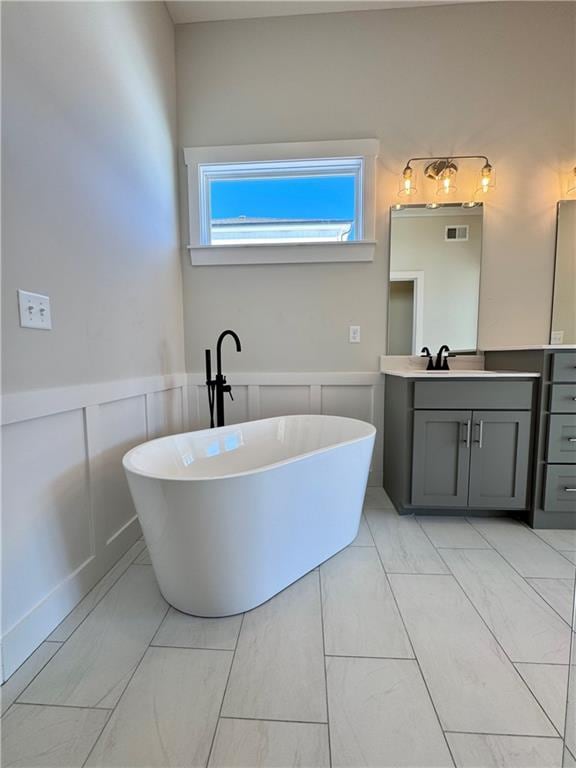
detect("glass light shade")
(476, 163), (495, 196)
(398, 166), (417, 197)
(436, 167), (457, 196)
(568, 167), (576, 194)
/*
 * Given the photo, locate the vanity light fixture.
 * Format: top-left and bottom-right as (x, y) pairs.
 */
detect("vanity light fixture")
(568, 166), (576, 194)
(397, 155), (494, 201)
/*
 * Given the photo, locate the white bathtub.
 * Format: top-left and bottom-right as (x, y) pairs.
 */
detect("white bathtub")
(123, 414), (375, 616)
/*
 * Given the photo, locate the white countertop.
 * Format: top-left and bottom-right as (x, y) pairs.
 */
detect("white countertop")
(482, 345), (576, 352)
(379, 355), (540, 379)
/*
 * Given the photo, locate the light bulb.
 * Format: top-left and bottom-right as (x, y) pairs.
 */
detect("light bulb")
(479, 162), (493, 194)
(436, 167), (457, 196)
(398, 165), (416, 197)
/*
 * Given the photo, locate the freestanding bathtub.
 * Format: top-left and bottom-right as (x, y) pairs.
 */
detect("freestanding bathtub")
(123, 414), (375, 616)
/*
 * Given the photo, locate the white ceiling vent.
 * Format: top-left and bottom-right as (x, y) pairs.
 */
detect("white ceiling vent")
(445, 224), (469, 242)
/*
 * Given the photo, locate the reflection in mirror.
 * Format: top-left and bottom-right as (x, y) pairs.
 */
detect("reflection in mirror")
(551, 200), (576, 345)
(388, 203), (483, 355)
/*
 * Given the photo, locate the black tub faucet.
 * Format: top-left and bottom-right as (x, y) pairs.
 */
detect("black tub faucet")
(205, 330), (242, 428)
(420, 346), (434, 371)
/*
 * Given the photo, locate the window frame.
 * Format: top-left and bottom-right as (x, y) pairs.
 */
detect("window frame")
(184, 139), (379, 266)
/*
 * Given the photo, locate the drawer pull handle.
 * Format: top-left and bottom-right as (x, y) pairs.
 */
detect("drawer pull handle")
(569, 438), (576, 443)
(564, 488), (576, 493)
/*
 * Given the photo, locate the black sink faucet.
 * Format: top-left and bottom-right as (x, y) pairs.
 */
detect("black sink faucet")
(420, 346), (434, 371)
(205, 330), (242, 428)
(434, 344), (452, 370)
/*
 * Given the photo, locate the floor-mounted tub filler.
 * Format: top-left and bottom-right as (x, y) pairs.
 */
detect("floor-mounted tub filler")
(123, 414), (375, 616)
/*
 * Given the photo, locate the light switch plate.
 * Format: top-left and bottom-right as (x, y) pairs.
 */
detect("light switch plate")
(551, 330), (564, 344)
(18, 290), (52, 330)
(349, 325), (361, 343)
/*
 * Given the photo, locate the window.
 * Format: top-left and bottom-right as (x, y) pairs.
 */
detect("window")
(199, 158), (362, 246)
(184, 140), (378, 265)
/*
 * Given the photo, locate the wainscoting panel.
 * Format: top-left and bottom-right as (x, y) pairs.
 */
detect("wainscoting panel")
(187, 372), (384, 485)
(1, 374), (187, 682)
(146, 388), (184, 440)
(259, 385), (311, 419)
(97, 396), (147, 548)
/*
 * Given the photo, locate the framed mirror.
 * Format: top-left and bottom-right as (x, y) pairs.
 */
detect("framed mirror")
(551, 200), (576, 345)
(388, 203), (483, 355)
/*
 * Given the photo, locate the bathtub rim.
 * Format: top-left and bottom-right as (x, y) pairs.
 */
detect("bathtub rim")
(123, 413), (376, 482)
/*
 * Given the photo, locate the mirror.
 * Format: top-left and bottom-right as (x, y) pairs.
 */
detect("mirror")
(551, 200), (576, 345)
(388, 203), (483, 355)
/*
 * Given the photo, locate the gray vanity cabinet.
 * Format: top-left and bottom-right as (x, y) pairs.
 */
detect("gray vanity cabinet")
(383, 375), (535, 517)
(412, 410), (471, 507)
(484, 348), (576, 529)
(467, 411), (531, 509)
(411, 408), (531, 510)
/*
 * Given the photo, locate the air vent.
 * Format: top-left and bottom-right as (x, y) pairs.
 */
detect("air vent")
(445, 225), (469, 242)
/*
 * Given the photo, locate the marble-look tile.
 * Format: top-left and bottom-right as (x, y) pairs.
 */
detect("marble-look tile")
(222, 572), (326, 722)
(527, 579), (575, 625)
(515, 663), (568, 734)
(48, 540), (146, 642)
(417, 516), (492, 549)
(560, 551), (576, 566)
(1, 642), (61, 714)
(327, 656), (453, 768)
(351, 515), (374, 546)
(468, 519), (575, 579)
(320, 547), (412, 658)
(441, 549), (570, 663)
(209, 719), (330, 768)
(134, 547), (152, 565)
(389, 574), (556, 735)
(446, 733), (563, 768)
(366, 508), (449, 574)
(2, 704), (109, 768)
(86, 647), (231, 767)
(363, 486), (394, 509)
(534, 530), (576, 552)
(152, 608), (242, 650)
(20, 566), (167, 708)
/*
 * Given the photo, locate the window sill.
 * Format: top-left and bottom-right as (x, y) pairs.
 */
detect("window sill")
(188, 241), (376, 266)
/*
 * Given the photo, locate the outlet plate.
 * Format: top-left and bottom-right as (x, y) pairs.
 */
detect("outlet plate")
(18, 290), (52, 330)
(349, 325), (361, 343)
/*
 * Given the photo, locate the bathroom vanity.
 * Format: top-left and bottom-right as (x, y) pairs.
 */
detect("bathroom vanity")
(484, 347), (576, 529)
(381, 360), (539, 519)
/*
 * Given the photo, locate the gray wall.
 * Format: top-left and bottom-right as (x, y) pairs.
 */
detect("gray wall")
(2, 1), (185, 393)
(176, 2), (575, 372)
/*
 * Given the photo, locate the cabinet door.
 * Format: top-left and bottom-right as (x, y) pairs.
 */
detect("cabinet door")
(468, 411), (531, 509)
(412, 410), (471, 507)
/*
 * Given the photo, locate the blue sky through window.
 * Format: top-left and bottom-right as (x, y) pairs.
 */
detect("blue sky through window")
(210, 175), (356, 223)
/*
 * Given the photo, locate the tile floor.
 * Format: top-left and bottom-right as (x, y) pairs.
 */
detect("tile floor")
(2, 490), (575, 768)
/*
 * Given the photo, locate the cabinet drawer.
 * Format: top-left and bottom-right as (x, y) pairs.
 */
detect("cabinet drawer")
(551, 353), (576, 382)
(543, 465), (576, 513)
(413, 380), (533, 410)
(550, 384), (576, 413)
(547, 414), (576, 463)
